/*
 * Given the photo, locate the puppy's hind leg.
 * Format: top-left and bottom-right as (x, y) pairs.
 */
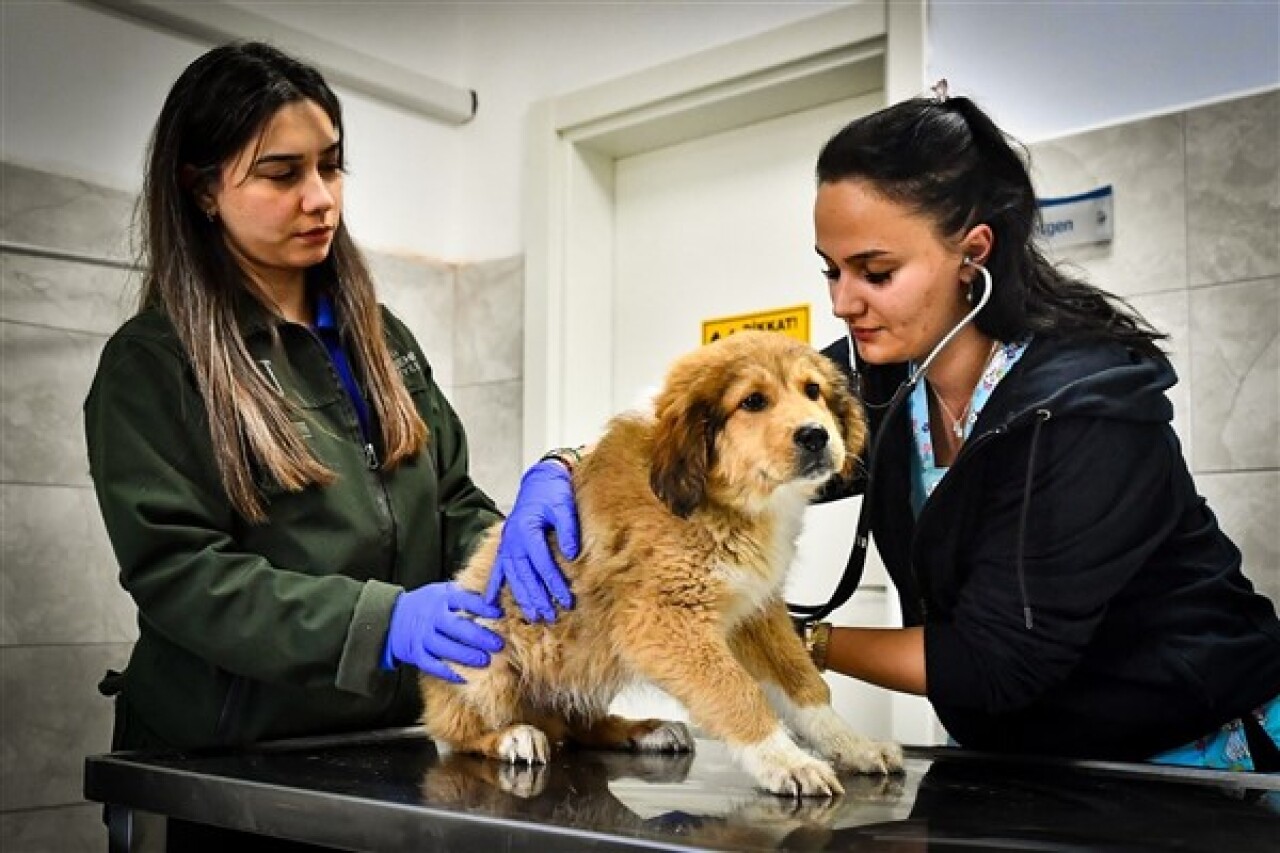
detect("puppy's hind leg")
(421, 666), (554, 765)
(568, 714), (694, 754)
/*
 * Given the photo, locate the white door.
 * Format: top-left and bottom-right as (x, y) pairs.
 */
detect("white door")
(607, 94), (937, 743)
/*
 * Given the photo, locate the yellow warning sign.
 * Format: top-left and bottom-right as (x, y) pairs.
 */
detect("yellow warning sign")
(702, 304), (810, 345)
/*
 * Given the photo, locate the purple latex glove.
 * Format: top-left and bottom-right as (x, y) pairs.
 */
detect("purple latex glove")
(381, 582), (503, 683)
(485, 460), (579, 622)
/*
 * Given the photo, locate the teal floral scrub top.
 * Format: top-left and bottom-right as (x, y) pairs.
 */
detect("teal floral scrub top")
(908, 337), (1030, 516)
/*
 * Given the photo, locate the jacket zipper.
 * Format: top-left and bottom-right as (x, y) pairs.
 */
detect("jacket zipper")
(305, 329), (399, 574)
(312, 329), (403, 719)
(341, 381), (398, 579)
(907, 426), (1006, 618)
(907, 407), (1049, 618)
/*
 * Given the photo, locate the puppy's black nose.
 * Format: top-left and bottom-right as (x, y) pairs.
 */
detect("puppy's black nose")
(794, 424), (829, 453)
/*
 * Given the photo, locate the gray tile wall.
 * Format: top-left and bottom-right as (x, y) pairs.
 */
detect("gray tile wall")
(1029, 88), (1279, 605)
(1, 163), (139, 850)
(1, 88), (1276, 849)
(0, 161), (526, 850)
(451, 256), (526, 511)
(367, 249), (526, 509)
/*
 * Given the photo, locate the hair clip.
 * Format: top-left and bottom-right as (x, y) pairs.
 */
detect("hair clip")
(930, 78), (949, 104)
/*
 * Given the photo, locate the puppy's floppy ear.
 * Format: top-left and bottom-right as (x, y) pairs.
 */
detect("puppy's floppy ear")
(817, 354), (867, 481)
(650, 386), (723, 519)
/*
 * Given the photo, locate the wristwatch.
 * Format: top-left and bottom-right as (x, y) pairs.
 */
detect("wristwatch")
(803, 621), (832, 671)
(539, 446), (584, 473)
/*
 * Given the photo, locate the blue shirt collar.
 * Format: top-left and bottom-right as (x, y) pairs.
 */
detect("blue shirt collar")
(313, 291), (338, 332)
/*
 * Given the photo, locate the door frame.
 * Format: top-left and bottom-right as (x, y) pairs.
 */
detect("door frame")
(523, 1), (925, 453)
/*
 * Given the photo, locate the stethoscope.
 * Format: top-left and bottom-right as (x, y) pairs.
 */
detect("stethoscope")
(787, 259), (994, 626)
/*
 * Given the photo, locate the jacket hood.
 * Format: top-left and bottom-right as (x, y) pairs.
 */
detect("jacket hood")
(989, 336), (1176, 428)
(823, 334), (1177, 431)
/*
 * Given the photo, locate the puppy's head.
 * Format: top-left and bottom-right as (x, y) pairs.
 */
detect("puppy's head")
(649, 331), (865, 517)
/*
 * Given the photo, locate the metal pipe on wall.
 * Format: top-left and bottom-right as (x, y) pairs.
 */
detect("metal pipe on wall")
(75, 0), (478, 125)
(0, 240), (139, 271)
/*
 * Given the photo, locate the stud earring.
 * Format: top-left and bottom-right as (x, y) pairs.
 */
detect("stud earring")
(205, 208), (217, 222)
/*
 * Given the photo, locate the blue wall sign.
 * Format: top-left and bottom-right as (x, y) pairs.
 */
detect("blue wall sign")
(1036, 185), (1114, 248)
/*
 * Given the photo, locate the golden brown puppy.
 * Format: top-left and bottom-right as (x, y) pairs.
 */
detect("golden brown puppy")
(421, 331), (903, 796)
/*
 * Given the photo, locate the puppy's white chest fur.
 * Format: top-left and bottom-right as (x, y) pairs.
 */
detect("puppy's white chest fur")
(716, 490), (809, 627)
(716, 558), (787, 627)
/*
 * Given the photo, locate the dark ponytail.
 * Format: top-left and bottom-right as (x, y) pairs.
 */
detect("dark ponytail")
(817, 96), (1165, 357)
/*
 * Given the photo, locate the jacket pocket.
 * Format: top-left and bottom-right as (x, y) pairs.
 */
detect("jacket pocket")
(99, 669), (129, 751)
(98, 668), (126, 697)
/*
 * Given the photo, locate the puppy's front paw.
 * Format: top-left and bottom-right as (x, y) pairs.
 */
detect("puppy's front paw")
(496, 724), (550, 764)
(823, 733), (903, 776)
(737, 730), (844, 798)
(794, 706), (903, 775)
(756, 753), (844, 798)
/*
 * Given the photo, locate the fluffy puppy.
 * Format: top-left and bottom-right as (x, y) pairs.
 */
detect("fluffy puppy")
(421, 330), (902, 796)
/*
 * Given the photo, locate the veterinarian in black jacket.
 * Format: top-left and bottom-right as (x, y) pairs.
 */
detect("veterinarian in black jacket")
(804, 86), (1280, 770)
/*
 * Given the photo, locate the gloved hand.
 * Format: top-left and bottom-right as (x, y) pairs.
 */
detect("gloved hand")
(485, 459), (579, 622)
(381, 581), (504, 683)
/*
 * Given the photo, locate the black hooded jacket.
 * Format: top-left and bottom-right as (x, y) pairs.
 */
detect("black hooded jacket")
(821, 333), (1280, 760)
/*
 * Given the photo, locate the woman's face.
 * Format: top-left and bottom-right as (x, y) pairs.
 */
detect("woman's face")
(814, 179), (971, 366)
(203, 99), (343, 292)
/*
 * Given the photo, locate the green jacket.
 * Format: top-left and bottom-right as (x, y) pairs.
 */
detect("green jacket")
(85, 300), (500, 750)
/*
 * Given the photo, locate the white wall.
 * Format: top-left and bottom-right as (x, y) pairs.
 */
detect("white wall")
(927, 0), (1280, 142)
(0, 0), (845, 261)
(236, 0), (852, 260)
(3, 1), (1277, 262)
(0, 1), (468, 262)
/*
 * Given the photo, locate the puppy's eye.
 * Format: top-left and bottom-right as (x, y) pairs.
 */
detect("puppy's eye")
(804, 381), (821, 400)
(740, 392), (768, 412)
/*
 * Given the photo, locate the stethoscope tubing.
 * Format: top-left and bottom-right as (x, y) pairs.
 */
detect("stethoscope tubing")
(787, 261), (993, 625)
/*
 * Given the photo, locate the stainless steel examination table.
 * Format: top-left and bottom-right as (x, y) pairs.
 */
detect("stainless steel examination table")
(84, 727), (1279, 851)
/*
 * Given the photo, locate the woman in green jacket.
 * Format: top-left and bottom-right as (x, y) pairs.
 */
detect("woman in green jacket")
(85, 42), (577, 756)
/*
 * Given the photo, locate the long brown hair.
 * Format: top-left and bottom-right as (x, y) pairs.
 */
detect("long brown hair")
(139, 41), (426, 522)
